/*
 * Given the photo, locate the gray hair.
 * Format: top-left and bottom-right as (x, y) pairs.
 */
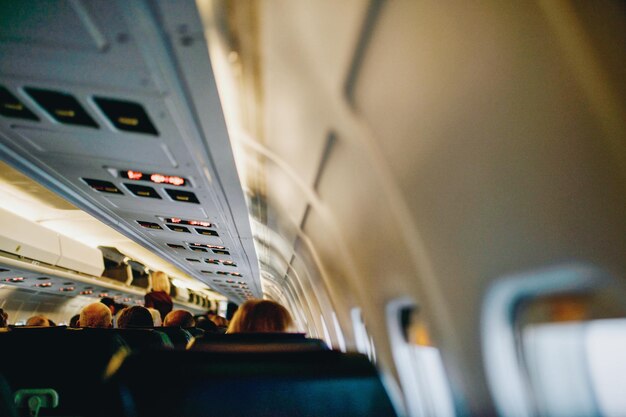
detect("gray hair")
(79, 302), (112, 328)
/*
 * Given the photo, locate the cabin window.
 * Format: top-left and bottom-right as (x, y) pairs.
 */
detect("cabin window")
(351, 307), (376, 361)
(519, 294), (626, 417)
(320, 315), (333, 349)
(331, 311), (347, 352)
(482, 264), (626, 417)
(386, 299), (456, 417)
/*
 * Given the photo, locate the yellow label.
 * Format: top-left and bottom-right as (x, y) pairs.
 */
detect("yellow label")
(4, 103), (23, 110)
(118, 117), (139, 126)
(55, 109), (75, 117)
(138, 191), (149, 196)
(177, 196), (189, 201)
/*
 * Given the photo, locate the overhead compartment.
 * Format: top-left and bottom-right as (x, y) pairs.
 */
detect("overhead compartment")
(0, 207), (61, 265)
(0, 207), (104, 276)
(58, 235), (104, 277)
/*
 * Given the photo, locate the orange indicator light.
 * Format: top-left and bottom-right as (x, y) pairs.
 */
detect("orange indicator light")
(127, 170), (143, 180)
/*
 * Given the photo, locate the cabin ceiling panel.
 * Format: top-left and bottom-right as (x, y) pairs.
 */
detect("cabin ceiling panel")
(265, 163), (308, 234)
(0, 2), (162, 93)
(0, 1), (104, 50)
(11, 127), (177, 167)
(261, 0), (368, 96)
(0, 0), (261, 302)
(313, 135), (417, 303)
(259, 1), (366, 200)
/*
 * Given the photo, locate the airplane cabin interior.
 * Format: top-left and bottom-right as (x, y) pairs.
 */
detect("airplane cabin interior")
(0, 1), (624, 417)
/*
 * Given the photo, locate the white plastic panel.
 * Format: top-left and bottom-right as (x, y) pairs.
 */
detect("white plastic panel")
(0, 207), (60, 265)
(57, 234), (105, 276)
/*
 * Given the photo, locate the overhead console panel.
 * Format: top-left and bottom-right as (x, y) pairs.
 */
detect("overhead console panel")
(0, 0), (261, 302)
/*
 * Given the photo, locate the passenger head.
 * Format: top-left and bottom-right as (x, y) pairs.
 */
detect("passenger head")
(25, 315), (51, 327)
(0, 308), (8, 328)
(69, 314), (80, 328)
(227, 300), (294, 333)
(117, 306), (153, 328)
(163, 310), (195, 327)
(79, 302), (112, 328)
(100, 297), (116, 314)
(147, 308), (162, 326)
(226, 302), (239, 321)
(209, 314), (228, 328)
(194, 315), (218, 333)
(150, 271), (170, 293)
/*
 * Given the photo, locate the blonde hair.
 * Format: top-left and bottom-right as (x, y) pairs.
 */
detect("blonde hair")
(227, 300), (294, 333)
(147, 307), (162, 326)
(150, 271), (170, 293)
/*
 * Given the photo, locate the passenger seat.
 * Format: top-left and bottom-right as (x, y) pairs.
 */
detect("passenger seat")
(154, 327), (194, 349)
(0, 327), (129, 416)
(190, 332), (329, 352)
(106, 350), (398, 417)
(85, 328), (174, 350)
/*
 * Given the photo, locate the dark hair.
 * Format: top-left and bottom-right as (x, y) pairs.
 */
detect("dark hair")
(100, 297), (115, 307)
(226, 302), (239, 321)
(0, 308), (7, 328)
(117, 306), (154, 328)
(194, 316), (218, 333)
(69, 314), (80, 328)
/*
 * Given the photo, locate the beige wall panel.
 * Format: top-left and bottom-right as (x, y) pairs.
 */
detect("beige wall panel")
(352, 1), (626, 412)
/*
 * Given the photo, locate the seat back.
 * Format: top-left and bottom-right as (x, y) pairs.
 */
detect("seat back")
(0, 374), (17, 417)
(108, 350), (398, 417)
(97, 328), (174, 350)
(0, 327), (128, 415)
(154, 327), (194, 349)
(191, 332), (329, 352)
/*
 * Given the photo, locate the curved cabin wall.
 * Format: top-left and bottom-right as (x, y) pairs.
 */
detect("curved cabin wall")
(205, 1), (626, 414)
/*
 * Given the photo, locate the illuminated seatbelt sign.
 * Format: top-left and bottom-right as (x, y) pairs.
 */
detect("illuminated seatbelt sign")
(121, 170), (187, 187)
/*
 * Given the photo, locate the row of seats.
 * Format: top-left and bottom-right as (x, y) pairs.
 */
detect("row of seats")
(0, 327), (397, 417)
